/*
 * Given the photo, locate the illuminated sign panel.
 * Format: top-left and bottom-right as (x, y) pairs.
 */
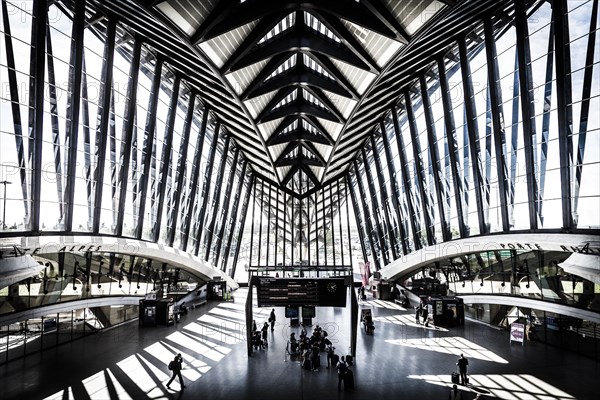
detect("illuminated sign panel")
(251, 277), (346, 307)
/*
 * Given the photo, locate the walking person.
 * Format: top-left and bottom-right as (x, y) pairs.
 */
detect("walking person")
(336, 355), (348, 391)
(421, 302), (429, 326)
(456, 354), (469, 385)
(269, 308), (276, 331)
(261, 321), (269, 348)
(166, 353), (185, 390)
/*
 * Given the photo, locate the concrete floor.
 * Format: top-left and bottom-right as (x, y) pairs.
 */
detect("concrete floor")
(0, 288), (597, 400)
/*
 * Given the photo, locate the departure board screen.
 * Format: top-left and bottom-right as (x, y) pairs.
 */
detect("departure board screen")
(252, 277), (346, 307)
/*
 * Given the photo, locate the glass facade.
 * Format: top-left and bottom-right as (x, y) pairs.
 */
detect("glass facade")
(0, 0), (598, 363)
(350, 1), (599, 270)
(0, 1), (252, 270)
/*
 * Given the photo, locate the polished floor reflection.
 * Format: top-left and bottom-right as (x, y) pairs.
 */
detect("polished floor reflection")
(0, 289), (596, 400)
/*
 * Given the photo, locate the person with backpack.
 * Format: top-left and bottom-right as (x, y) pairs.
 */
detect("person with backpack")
(325, 343), (335, 368)
(336, 355), (348, 391)
(166, 353), (185, 390)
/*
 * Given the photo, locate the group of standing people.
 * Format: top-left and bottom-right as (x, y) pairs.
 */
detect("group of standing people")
(289, 324), (333, 371)
(251, 308), (277, 350)
(287, 324), (354, 391)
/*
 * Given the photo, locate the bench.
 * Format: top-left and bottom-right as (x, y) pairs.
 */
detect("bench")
(190, 299), (207, 309)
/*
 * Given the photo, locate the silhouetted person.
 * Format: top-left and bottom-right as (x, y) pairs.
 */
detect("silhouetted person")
(336, 355), (348, 391)
(456, 354), (469, 385)
(166, 353), (185, 390)
(269, 308), (276, 331)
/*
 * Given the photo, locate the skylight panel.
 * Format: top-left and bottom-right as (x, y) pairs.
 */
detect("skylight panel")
(266, 54), (297, 80)
(282, 120), (299, 133)
(258, 13), (295, 44)
(304, 12), (341, 43)
(303, 54), (333, 80)
(273, 89), (298, 110)
(302, 88), (326, 109)
(301, 119), (320, 134)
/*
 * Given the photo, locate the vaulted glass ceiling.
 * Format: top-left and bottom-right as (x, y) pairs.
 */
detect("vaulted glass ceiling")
(153, 0), (453, 197)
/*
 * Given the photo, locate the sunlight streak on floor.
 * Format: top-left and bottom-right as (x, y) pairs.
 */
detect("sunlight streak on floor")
(375, 314), (449, 332)
(43, 305), (246, 399)
(43, 386), (75, 400)
(363, 299), (406, 310)
(165, 330), (230, 361)
(116, 353), (168, 397)
(406, 374), (576, 400)
(80, 369), (133, 400)
(386, 336), (509, 363)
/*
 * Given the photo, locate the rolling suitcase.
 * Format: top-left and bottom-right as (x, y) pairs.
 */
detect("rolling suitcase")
(451, 371), (460, 384)
(344, 368), (354, 389)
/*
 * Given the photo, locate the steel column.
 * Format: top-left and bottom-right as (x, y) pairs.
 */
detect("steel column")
(352, 160), (381, 271)
(115, 38), (142, 236)
(361, 147), (390, 265)
(346, 175), (368, 264)
(553, 0), (576, 229)
(92, 19), (116, 233)
(344, 177), (355, 264)
(380, 120), (409, 254)
(63, 0), (86, 232)
(180, 107), (209, 250)
(204, 135), (231, 261)
(419, 75), (451, 241)
(1, 0), (29, 226)
(214, 148), (240, 269)
(28, 0), (48, 232)
(391, 106), (421, 249)
(166, 93), (196, 246)
(135, 58), (164, 239)
(404, 92), (436, 245)
(483, 19), (511, 231)
(193, 121), (221, 255)
(257, 179), (264, 265)
(44, 25), (64, 225)
(459, 39), (490, 235)
(328, 183), (336, 264)
(539, 21), (555, 224)
(514, 0), (542, 230)
(370, 134), (399, 259)
(573, 0), (599, 223)
(336, 179), (345, 265)
(248, 178), (257, 266)
(153, 76), (181, 242)
(222, 160), (248, 276)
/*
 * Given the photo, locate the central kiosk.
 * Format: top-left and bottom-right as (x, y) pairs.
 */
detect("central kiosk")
(245, 267), (358, 358)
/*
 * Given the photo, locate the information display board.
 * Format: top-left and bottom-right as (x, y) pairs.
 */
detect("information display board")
(252, 277), (346, 307)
